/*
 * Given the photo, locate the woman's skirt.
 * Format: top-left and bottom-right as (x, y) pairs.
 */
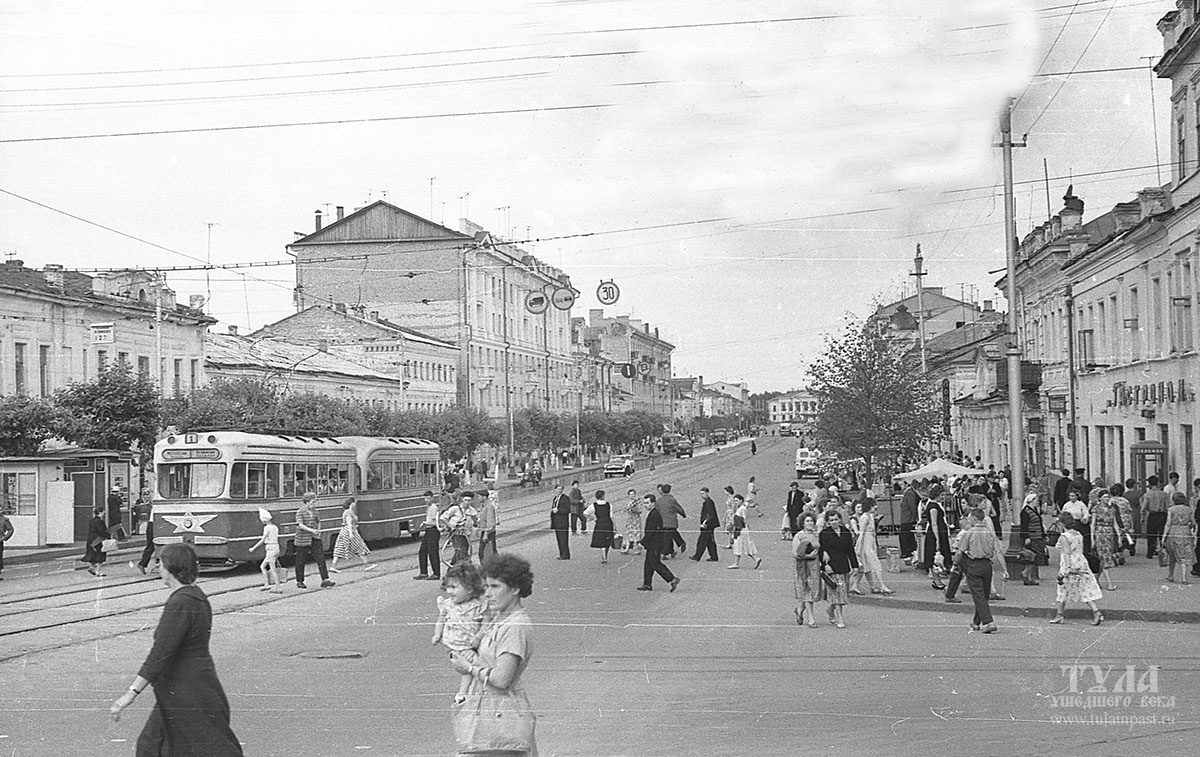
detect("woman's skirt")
(1094, 524), (1118, 569)
(590, 519), (615, 549)
(794, 559), (820, 602)
(1055, 571), (1103, 604)
(333, 526), (370, 560)
(858, 542), (883, 575)
(733, 531), (758, 557)
(819, 572), (849, 605)
(1163, 534), (1195, 566)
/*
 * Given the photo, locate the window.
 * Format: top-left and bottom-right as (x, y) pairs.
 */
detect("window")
(282, 463), (296, 497)
(97, 349), (108, 374)
(157, 463), (225, 499)
(1152, 277), (1164, 355)
(265, 464), (280, 498)
(14, 342), (27, 395)
(138, 356), (150, 380)
(191, 359), (199, 388)
(1, 472), (37, 516)
(1178, 115), (1187, 179)
(118, 351), (129, 369)
(381, 461), (394, 490)
(367, 462), (383, 490)
(173, 359), (182, 394)
(38, 345), (51, 396)
(1078, 329), (1095, 367)
(229, 462), (268, 498)
(1129, 287), (1141, 360)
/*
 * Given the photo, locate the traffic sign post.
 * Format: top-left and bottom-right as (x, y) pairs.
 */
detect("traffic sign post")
(524, 290), (549, 315)
(620, 363), (636, 379)
(551, 287), (576, 311)
(596, 280), (620, 306)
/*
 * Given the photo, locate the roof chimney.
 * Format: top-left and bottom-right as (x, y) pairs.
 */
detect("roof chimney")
(42, 264), (64, 289)
(4, 258), (24, 268)
(1060, 185), (1084, 231)
(982, 300), (994, 312)
(314, 209), (323, 232)
(369, 310), (380, 322)
(334, 302), (347, 313)
(227, 324), (239, 336)
(336, 206), (345, 221)
(189, 294), (206, 311)
(317, 338), (328, 352)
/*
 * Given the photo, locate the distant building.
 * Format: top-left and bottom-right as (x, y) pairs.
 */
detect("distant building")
(251, 304), (458, 412)
(768, 390), (820, 427)
(288, 202), (576, 419)
(699, 388), (738, 418)
(707, 380), (749, 406)
(574, 309), (674, 415)
(670, 376), (703, 426)
(871, 287), (985, 347)
(0, 259), (214, 397)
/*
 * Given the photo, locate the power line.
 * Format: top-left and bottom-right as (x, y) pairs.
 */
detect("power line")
(0, 50), (636, 94)
(1014, 0), (1085, 111)
(560, 14), (846, 35)
(0, 103), (614, 143)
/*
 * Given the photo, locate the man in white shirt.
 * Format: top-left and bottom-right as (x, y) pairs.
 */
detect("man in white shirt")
(1163, 472), (1180, 498)
(413, 490), (442, 580)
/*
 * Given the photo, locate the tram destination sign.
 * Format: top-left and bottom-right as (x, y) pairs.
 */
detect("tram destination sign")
(162, 448), (222, 460)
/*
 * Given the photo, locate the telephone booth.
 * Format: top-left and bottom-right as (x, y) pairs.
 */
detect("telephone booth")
(1129, 440), (1168, 486)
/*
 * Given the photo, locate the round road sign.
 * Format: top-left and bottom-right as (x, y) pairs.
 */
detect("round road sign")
(637, 361), (651, 376)
(551, 287), (576, 311)
(524, 290), (548, 315)
(596, 280), (620, 306)
(620, 363), (636, 379)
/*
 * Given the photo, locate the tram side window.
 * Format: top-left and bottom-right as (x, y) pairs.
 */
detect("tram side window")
(294, 464), (310, 497)
(332, 464), (349, 493)
(305, 464), (318, 495)
(381, 461), (394, 490)
(422, 461), (437, 486)
(230, 463), (246, 498)
(367, 462), (383, 491)
(266, 463), (280, 498)
(246, 462), (266, 498)
(282, 463), (294, 497)
(396, 461), (410, 489)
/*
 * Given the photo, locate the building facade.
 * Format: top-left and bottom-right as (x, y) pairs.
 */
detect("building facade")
(768, 390), (820, 427)
(289, 202), (577, 419)
(251, 304), (458, 412)
(573, 309), (674, 415)
(0, 260), (213, 398)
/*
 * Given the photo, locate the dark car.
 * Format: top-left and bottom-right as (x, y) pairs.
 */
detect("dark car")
(674, 439), (694, 458)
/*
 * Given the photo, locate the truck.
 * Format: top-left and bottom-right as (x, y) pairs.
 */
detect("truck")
(779, 422), (794, 437)
(661, 433), (683, 455)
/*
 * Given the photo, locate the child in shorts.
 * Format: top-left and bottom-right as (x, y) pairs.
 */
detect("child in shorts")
(249, 508), (284, 594)
(432, 562), (486, 703)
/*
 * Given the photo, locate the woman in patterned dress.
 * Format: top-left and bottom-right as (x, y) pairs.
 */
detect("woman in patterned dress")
(723, 486), (738, 548)
(1090, 491), (1120, 590)
(1162, 492), (1196, 584)
(1050, 512), (1103, 626)
(792, 512), (821, 627)
(331, 497), (374, 572)
(620, 488), (643, 555)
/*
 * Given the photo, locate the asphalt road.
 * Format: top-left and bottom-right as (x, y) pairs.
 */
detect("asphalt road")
(2, 436), (1197, 756)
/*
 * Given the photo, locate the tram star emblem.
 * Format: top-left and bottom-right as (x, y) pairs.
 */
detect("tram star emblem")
(161, 511), (218, 534)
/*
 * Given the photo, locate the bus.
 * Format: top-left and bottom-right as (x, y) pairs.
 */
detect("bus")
(779, 422), (794, 437)
(153, 431), (440, 567)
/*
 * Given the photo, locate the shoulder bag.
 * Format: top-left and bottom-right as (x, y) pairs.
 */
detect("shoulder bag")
(100, 537), (119, 553)
(452, 687), (537, 753)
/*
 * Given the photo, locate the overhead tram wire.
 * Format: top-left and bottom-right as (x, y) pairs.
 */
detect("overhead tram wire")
(1013, 0), (1084, 112)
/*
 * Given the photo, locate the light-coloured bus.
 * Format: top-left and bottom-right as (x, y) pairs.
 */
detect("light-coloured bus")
(153, 431), (440, 566)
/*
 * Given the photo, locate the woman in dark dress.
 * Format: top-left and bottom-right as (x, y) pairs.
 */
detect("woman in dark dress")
(586, 490), (616, 563)
(110, 543), (244, 757)
(1018, 492), (1048, 585)
(818, 509), (859, 628)
(84, 507), (108, 576)
(922, 489), (952, 590)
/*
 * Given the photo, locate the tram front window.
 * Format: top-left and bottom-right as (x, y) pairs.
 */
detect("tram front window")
(158, 463), (226, 499)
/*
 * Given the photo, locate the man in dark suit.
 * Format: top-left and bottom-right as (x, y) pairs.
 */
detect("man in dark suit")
(899, 480), (920, 562)
(785, 481), (807, 537)
(1052, 469), (1072, 511)
(638, 494), (679, 592)
(550, 484), (571, 560)
(689, 487), (720, 561)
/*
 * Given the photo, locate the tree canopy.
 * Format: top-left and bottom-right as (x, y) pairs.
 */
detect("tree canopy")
(0, 395), (66, 456)
(55, 366), (162, 453)
(808, 318), (941, 486)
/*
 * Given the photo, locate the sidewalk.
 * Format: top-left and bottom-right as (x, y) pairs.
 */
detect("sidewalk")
(4, 535), (150, 568)
(858, 537), (1200, 625)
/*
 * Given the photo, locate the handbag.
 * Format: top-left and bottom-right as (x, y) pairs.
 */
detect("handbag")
(1085, 550), (1101, 574)
(100, 538), (119, 553)
(452, 688), (536, 753)
(819, 570), (838, 591)
(1018, 547), (1036, 563)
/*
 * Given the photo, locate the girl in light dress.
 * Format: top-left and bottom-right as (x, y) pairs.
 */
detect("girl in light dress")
(248, 508), (284, 594)
(746, 477), (763, 517)
(331, 497), (374, 572)
(792, 512), (821, 627)
(723, 485), (738, 548)
(849, 498), (893, 595)
(726, 494), (761, 569)
(1050, 512), (1104, 626)
(620, 488), (644, 555)
(432, 562), (487, 704)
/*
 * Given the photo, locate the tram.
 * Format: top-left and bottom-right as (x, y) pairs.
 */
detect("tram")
(152, 431), (440, 566)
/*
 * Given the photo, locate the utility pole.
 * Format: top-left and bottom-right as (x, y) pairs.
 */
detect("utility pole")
(428, 177), (436, 218)
(1000, 100), (1027, 513)
(154, 271), (164, 397)
(910, 244), (928, 374)
(204, 222), (218, 310)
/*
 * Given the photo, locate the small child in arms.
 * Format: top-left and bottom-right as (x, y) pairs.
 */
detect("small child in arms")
(432, 562), (486, 703)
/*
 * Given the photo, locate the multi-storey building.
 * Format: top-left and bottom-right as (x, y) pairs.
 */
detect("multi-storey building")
(0, 259), (213, 398)
(670, 376), (703, 427)
(288, 202), (577, 420)
(251, 304), (458, 412)
(574, 309), (674, 415)
(767, 390), (820, 427)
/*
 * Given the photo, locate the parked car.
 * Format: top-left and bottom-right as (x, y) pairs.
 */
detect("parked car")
(674, 438), (694, 458)
(604, 454), (636, 477)
(794, 447), (820, 478)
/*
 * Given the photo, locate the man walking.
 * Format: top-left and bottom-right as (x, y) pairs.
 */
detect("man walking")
(569, 480), (587, 535)
(294, 492), (335, 589)
(478, 482), (499, 562)
(957, 507), (997, 633)
(413, 490), (442, 580)
(899, 479), (920, 563)
(656, 483), (687, 558)
(1142, 475), (1171, 560)
(107, 486), (128, 541)
(551, 484), (572, 560)
(638, 493), (680, 592)
(689, 487), (720, 561)
(129, 501), (157, 575)
(785, 481), (806, 537)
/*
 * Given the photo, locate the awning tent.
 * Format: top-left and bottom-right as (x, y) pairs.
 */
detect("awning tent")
(893, 459), (986, 482)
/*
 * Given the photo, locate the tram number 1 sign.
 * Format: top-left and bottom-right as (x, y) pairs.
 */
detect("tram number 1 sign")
(596, 280), (620, 305)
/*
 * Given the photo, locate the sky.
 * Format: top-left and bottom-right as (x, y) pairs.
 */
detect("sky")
(0, 0), (1176, 393)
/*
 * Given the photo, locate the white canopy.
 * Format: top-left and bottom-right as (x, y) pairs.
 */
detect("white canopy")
(893, 459), (985, 482)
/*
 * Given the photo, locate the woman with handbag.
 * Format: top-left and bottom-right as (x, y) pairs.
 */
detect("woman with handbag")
(818, 508), (858, 628)
(450, 553), (538, 756)
(922, 487), (953, 590)
(792, 512), (821, 627)
(1017, 493), (1047, 585)
(1050, 512), (1104, 626)
(83, 507), (109, 577)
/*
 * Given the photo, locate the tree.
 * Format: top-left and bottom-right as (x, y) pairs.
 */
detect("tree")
(164, 377), (281, 432)
(0, 395), (66, 456)
(55, 366), (162, 452)
(807, 318), (940, 487)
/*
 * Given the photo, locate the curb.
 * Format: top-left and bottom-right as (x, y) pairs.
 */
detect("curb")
(851, 592), (1200, 625)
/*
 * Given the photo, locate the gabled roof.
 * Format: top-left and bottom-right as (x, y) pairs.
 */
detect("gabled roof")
(925, 312), (1005, 358)
(206, 333), (403, 383)
(251, 305), (455, 349)
(289, 201), (469, 245)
